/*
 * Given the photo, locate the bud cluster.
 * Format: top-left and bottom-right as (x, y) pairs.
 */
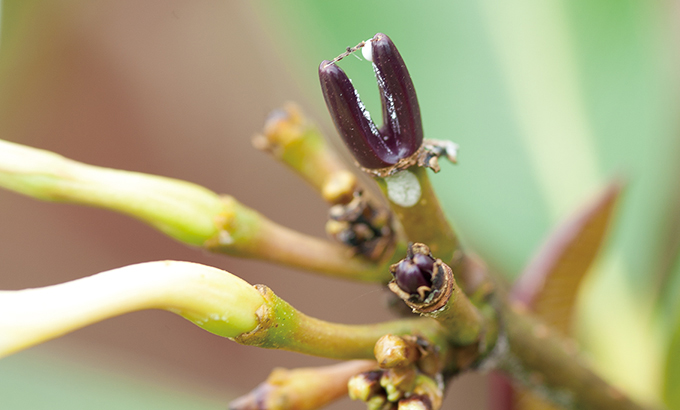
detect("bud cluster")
(326, 190), (393, 259)
(348, 334), (443, 410)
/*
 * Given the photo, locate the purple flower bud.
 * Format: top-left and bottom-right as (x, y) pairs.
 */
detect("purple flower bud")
(318, 33), (423, 170)
(394, 259), (431, 295)
(319, 60), (387, 169)
(370, 33), (423, 159)
(412, 253), (435, 275)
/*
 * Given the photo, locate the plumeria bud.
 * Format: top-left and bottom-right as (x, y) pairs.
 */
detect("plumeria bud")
(380, 367), (417, 402)
(374, 334), (420, 369)
(393, 259), (432, 297)
(370, 33), (423, 156)
(388, 243), (454, 312)
(410, 374), (443, 410)
(348, 370), (384, 402)
(318, 33), (423, 170)
(398, 395), (432, 410)
(391, 245), (436, 297)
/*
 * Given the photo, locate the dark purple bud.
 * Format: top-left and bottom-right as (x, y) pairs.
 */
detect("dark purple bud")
(394, 259), (431, 295)
(318, 33), (423, 170)
(412, 253), (435, 275)
(369, 33), (423, 160)
(319, 60), (388, 169)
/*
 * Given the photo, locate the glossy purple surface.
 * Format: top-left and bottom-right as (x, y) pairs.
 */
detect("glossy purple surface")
(318, 33), (423, 169)
(394, 259), (432, 295)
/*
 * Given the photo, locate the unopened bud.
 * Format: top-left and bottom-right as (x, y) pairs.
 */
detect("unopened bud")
(318, 33), (423, 170)
(348, 370), (384, 402)
(380, 367), (417, 402)
(390, 244), (436, 298)
(388, 243), (454, 313)
(374, 334), (420, 369)
(398, 395), (432, 410)
(411, 374), (443, 410)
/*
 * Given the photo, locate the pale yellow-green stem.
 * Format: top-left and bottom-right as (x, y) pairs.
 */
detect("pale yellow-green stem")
(235, 285), (449, 360)
(253, 104), (401, 264)
(0, 139), (223, 246)
(204, 196), (390, 282)
(373, 166), (489, 297)
(1, 261), (451, 364)
(0, 261), (265, 358)
(376, 167), (459, 263)
(253, 102), (357, 204)
(0, 139), (390, 282)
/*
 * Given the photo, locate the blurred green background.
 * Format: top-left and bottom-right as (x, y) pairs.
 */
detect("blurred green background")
(1, 1), (679, 409)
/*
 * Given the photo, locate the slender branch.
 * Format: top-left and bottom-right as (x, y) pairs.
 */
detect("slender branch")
(376, 167), (459, 262)
(234, 285), (449, 360)
(0, 261), (452, 366)
(254, 104), (401, 262)
(204, 196), (390, 282)
(373, 165), (490, 297)
(0, 139), (390, 282)
(253, 103), (355, 203)
(499, 302), (659, 410)
(230, 360), (377, 410)
(0, 139), (224, 246)
(0, 261), (265, 357)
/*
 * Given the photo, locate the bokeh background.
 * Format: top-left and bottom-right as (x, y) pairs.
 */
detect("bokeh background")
(1, 1), (679, 409)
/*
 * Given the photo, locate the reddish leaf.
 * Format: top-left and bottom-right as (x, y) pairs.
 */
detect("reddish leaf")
(500, 182), (623, 410)
(512, 181), (623, 335)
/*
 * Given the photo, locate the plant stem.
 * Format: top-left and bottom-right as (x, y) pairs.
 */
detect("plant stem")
(230, 360), (377, 410)
(500, 302), (659, 410)
(0, 261), (265, 358)
(375, 167), (469, 285)
(0, 139), (391, 282)
(234, 285), (449, 360)
(203, 195), (391, 282)
(377, 167), (458, 258)
(0, 139), (224, 246)
(253, 103), (354, 202)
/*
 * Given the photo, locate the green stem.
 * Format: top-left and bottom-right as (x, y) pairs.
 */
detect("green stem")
(425, 282), (488, 348)
(500, 302), (659, 410)
(253, 103), (354, 202)
(0, 139), (223, 246)
(0, 261), (265, 357)
(204, 196), (391, 282)
(377, 167), (458, 259)
(234, 285), (449, 360)
(0, 139), (390, 282)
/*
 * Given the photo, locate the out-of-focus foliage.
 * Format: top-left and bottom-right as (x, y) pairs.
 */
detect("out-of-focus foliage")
(254, 0), (680, 405)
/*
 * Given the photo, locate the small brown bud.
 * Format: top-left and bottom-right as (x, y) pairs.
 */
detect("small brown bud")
(380, 367), (417, 402)
(348, 370), (384, 402)
(398, 395), (432, 410)
(374, 334), (420, 369)
(411, 374), (443, 410)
